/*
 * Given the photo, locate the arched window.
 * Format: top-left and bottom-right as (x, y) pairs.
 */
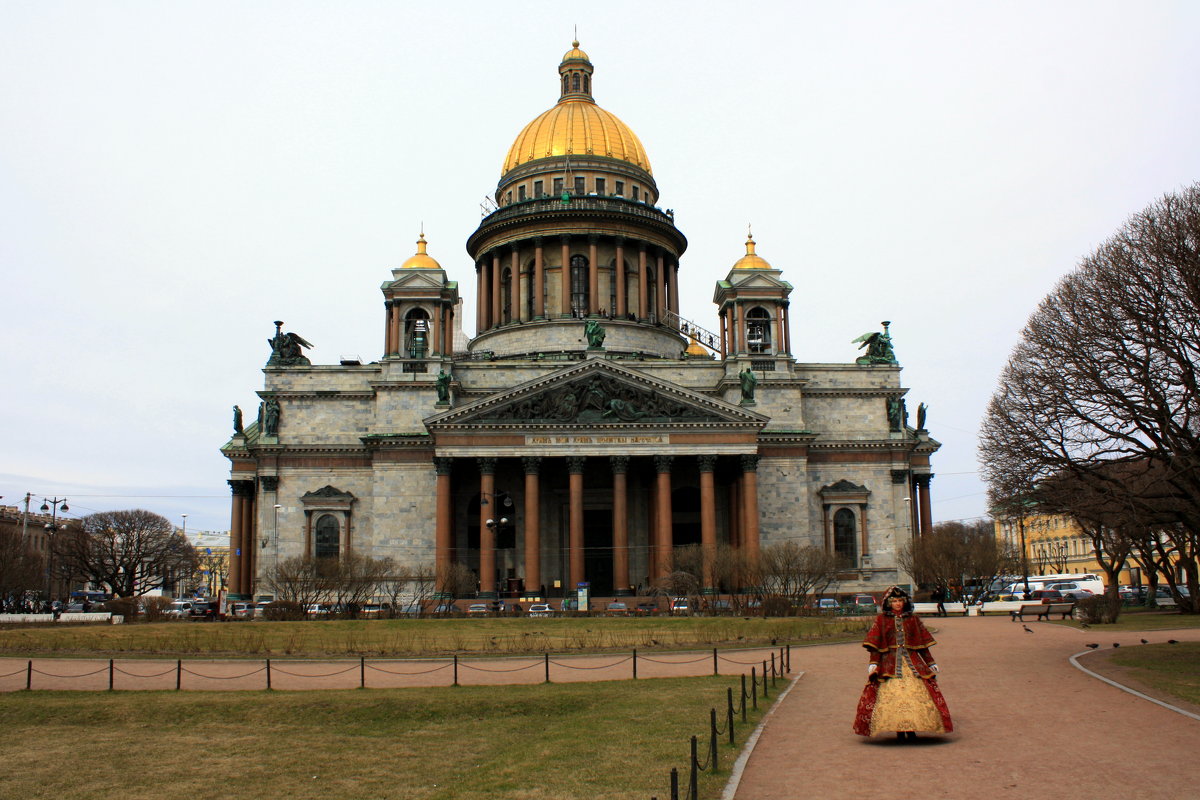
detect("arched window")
(315, 514), (340, 561)
(501, 267), (513, 324)
(746, 307), (771, 353)
(834, 508), (857, 565)
(404, 308), (430, 358)
(525, 259), (537, 319)
(572, 74), (580, 92)
(570, 254), (589, 315)
(583, 74), (590, 94)
(646, 265), (658, 322)
(562, 75), (569, 94)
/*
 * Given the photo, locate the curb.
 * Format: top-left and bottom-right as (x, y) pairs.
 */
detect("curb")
(720, 671), (804, 800)
(1069, 650), (1200, 722)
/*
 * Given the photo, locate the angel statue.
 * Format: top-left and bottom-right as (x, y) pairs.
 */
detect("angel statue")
(852, 321), (897, 366)
(267, 320), (314, 367)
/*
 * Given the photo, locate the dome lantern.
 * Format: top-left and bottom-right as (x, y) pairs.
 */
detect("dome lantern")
(401, 232), (442, 270)
(559, 40), (594, 102)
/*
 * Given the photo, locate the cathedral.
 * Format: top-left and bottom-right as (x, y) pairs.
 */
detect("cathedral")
(221, 42), (939, 602)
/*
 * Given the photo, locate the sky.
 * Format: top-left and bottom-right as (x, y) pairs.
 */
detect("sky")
(3, 1), (1199, 536)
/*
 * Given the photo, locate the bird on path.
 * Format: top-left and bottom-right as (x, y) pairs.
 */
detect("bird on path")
(1080, 622), (1091, 629)
(1168, 639), (1179, 644)
(1113, 643), (1120, 648)
(1141, 639), (1149, 644)
(1023, 625), (1034, 633)
(1086, 643), (1100, 649)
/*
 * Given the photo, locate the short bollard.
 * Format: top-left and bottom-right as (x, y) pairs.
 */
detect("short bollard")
(670, 766), (679, 800)
(762, 661), (769, 698)
(726, 687), (735, 745)
(709, 708), (719, 772)
(26, 660), (32, 691)
(690, 736), (699, 800)
(176, 659), (182, 691)
(544, 652), (550, 683)
(360, 656), (365, 689)
(712, 647), (718, 676)
(633, 647), (638, 680)
(110, 659), (115, 691)
(266, 658), (272, 690)
(751, 667), (758, 711)
(740, 673), (748, 722)
(771, 652), (776, 684)
(453, 654), (459, 686)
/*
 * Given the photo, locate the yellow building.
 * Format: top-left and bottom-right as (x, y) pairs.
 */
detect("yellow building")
(994, 514), (1154, 587)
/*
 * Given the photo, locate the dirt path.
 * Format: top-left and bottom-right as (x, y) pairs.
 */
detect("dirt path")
(730, 616), (1200, 800)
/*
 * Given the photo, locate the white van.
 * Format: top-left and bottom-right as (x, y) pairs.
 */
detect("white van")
(1001, 574), (1104, 599)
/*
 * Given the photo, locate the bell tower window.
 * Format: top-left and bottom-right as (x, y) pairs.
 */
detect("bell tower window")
(746, 307), (771, 353)
(404, 309), (430, 359)
(572, 74), (580, 92)
(570, 254), (589, 316)
(834, 508), (857, 566)
(501, 267), (513, 324)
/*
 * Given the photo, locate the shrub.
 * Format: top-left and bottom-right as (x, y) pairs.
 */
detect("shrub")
(263, 600), (304, 621)
(102, 596), (138, 619)
(141, 596), (173, 621)
(760, 596), (792, 617)
(1076, 594), (1121, 624)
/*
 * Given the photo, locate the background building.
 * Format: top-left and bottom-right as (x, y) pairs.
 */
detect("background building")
(222, 43), (940, 601)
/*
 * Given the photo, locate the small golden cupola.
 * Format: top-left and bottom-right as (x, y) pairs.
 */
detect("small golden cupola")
(732, 230), (773, 270)
(559, 40), (594, 101)
(401, 232), (442, 270)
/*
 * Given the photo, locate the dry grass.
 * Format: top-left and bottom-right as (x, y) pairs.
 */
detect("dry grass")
(0, 616), (868, 658)
(1107, 641), (1200, 707)
(0, 676), (767, 800)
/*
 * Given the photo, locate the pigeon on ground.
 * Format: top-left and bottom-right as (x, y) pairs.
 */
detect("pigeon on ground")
(1168, 639), (1179, 644)
(1080, 622), (1091, 629)
(1023, 625), (1034, 633)
(1086, 643), (1100, 649)
(1141, 639), (1149, 644)
(1113, 643), (1120, 648)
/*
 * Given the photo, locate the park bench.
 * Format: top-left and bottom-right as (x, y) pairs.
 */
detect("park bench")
(1010, 602), (1075, 622)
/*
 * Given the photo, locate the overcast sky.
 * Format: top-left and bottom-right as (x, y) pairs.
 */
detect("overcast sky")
(3, 1), (1198, 535)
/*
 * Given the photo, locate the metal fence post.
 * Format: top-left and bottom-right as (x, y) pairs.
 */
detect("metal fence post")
(670, 767), (679, 800)
(690, 736), (699, 800)
(266, 658), (272, 690)
(633, 647), (637, 680)
(727, 687), (735, 745)
(176, 659), (182, 691)
(771, 652), (776, 685)
(713, 647), (718, 676)
(453, 654), (459, 686)
(110, 659), (115, 691)
(26, 659), (32, 691)
(740, 673), (747, 721)
(544, 652), (550, 684)
(710, 708), (718, 772)
(751, 667), (758, 710)
(360, 656), (366, 689)
(762, 661), (769, 699)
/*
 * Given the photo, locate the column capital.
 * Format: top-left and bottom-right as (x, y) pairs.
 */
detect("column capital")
(228, 479), (255, 497)
(559, 234), (571, 245)
(477, 457), (497, 475)
(259, 476), (279, 493)
(740, 454), (760, 473)
(434, 457), (454, 476)
(533, 236), (544, 247)
(609, 455), (630, 474)
(913, 473), (934, 488)
(697, 454), (718, 473)
(653, 455), (674, 473)
(566, 456), (587, 474)
(522, 456), (542, 475)
(587, 233), (600, 245)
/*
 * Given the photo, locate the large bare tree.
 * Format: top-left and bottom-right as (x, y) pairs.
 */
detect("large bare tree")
(0, 528), (44, 600)
(53, 510), (199, 598)
(979, 184), (1200, 611)
(899, 520), (1019, 603)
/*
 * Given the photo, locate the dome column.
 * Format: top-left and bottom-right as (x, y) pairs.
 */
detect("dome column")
(614, 238), (627, 318)
(523, 457), (542, 594)
(559, 235), (571, 318)
(653, 455), (674, 579)
(699, 455), (718, 594)
(491, 252), (502, 328)
(638, 245), (649, 321)
(669, 259), (680, 317)
(567, 457), (586, 588)
(477, 261), (489, 332)
(655, 250), (666, 323)
(588, 235), (599, 315)
(512, 247), (525, 323)
(610, 456), (630, 595)
(478, 458), (497, 599)
(533, 238), (545, 319)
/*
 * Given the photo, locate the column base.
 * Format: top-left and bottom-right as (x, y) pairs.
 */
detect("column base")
(477, 590), (498, 600)
(614, 587), (634, 597)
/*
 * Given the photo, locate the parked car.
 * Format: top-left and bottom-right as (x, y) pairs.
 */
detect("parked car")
(1046, 582), (1094, 600)
(850, 595), (877, 611)
(231, 602), (255, 619)
(165, 600), (194, 619)
(466, 603), (490, 616)
(527, 603), (553, 617)
(605, 601), (629, 616)
(813, 598), (839, 612)
(1026, 589), (1065, 603)
(634, 602), (658, 616)
(707, 599), (731, 614)
(305, 603), (332, 617)
(669, 597), (690, 615)
(433, 603), (460, 615)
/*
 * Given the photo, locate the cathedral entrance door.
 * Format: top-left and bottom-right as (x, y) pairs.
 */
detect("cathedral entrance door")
(583, 509), (614, 596)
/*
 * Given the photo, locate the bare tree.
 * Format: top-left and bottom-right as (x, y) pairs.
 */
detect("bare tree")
(0, 528), (44, 602)
(980, 184), (1200, 612)
(53, 510), (199, 598)
(380, 563), (437, 616)
(759, 541), (842, 608)
(898, 521), (1018, 603)
(330, 553), (395, 616)
(262, 556), (336, 611)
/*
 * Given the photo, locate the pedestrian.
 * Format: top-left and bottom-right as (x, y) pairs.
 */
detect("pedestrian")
(932, 585), (947, 617)
(853, 586), (954, 740)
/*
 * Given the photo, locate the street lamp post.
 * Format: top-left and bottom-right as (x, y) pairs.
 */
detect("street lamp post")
(480, 491), (514, 599)
(40, 497), (68, 603)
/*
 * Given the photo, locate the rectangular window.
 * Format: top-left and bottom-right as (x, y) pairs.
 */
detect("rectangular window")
(615, 180), (624, 196)
(574, 177), (585, 195)
(534, 180), (544, 198)
(595, 177), (606, 195)
(632, 186), (640, 201)
(553, 178), (563, 196)
(518, 185), (526, 201)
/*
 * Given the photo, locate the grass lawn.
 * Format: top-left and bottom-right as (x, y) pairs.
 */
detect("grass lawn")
(0, 616), (868, 658)
(0, 676), (767, 800)
(1107, 642), (1200, 707)
(1053, 609), (1200, 633)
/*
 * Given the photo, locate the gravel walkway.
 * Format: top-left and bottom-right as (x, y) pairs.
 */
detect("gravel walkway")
(729, 615), (1200, 800)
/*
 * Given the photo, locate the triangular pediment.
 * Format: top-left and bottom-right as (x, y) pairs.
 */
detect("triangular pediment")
(427, 359), (767, 428)
(383, 270), (447, 291)
(728, 271), (791, 290)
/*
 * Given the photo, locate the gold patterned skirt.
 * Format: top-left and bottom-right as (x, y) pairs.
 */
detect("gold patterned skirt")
(853, 647), (953, 737)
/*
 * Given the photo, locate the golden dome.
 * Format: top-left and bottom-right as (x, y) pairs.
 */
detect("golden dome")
(685, 333), (710, 357)
(501, 41), (652, 177)
(400, 232), (441, 270)
(562, 40), (589, 62)
(503, 102), (652, 175)
(732, 233), (773, 270)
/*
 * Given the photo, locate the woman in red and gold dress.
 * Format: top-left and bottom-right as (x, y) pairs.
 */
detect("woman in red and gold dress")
(853, 586), (954, 740)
